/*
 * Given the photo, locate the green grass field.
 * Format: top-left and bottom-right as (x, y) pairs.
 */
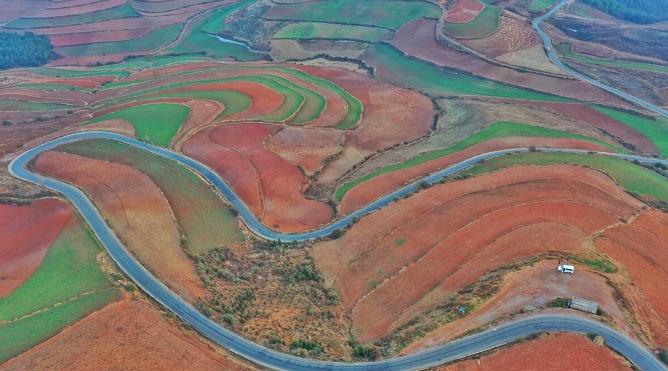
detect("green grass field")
(132, 90), (252, 119)
(0, 99), (71, 111)
(0, 216), (119, 363)
(335, 121), (624, 200)
(461, 152), (668, 203)
(5, 4), (140, 29)
(556, 43), (668, 74)
(166, 0), (263, 61)
(366, 44), (571, 102)
(274, 22), (393, 42)
(527, 0), (557, 13)
(58, 139), (245, 253)
(58, 24), (182, 57)
(28, 67), (131, 79)
(264, 0), (441, 29)
(88, 103), (190, 147)
(590, 105), (668, 157)
(7, 83), (92, 92)
(445, 2), (502, 38)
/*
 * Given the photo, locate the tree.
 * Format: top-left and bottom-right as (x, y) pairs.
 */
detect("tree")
(0, 32), (57, 70)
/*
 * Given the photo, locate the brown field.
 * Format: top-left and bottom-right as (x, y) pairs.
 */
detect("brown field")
(446, 0), (485, 23)
(391, 18), (629, 107)
(0, 299), (258, 371)
(339, 136), (611, 214)
(26, 0), (126, 18)
(0, 1), (50, 22)
(30, 13), (190, 35)
(33, 151), (204, 301)
(0, 199), (72, 299)
(435, 333), (630, 370)
(27, 76), (116, 89)
(49, 28), (154, 47)
(463, 16), (541, 57)
(314, 165), (643, 342)
(266, 126), (345, 174)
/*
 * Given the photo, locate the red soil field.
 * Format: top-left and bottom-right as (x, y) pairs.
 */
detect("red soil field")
(93, 98), (192, 119)
(30, 13), (190, 35)
(463, 16), (541, 57)
(207, 123), (334, 232)
(172, 99), (223, 147)
(26, 0), (125, 18)
(0, 199), (72, 299)
(446, 0), (485, 23)
(390, 18), (629, 107)
(0, 299), (257, 371)
(29, 76), (116, 89)
(339, 136), (612, 214)
(266, 126), (345, 173)
(435, 333), (630, 370)
(314, 165), (643, 341)
(49, 28), (154, 47)
(47, 0), (120, 9)
(597, 210), (668, 348)
(33, 151), (205, 301)
(0, 1), (50, 22)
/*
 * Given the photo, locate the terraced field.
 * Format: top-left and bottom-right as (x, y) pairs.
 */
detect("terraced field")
(444, 0), (502, 38)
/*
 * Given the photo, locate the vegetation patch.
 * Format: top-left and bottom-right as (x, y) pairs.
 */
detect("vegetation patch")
(527, 0), (557, 13)
(335, 121), (619, 200)
(131, 90), (252, 119)
(58, 24), (182, 57)
(274, 22), (393, 42)
(445, 1), (502, 38)
(556, 43), (668, 74)
(569, 255), (617, 273)
(88, 103), (190, 147)
(0, 99), (71, 112)
(0, 32), (56, 70)
(6, 4), (140, 29)
(590, 105), (668, 156)
(461, 152), (668, 203)
(581, 0), (668, 24)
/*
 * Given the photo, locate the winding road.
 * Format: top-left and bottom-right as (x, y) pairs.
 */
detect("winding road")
(6, 2), (668, 370)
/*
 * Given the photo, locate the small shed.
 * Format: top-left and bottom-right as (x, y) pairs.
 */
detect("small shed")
(569, 296), (598, 314)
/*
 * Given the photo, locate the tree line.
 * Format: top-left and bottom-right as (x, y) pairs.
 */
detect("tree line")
(581, 0), (668, 24)
(0, 32), (57, 70)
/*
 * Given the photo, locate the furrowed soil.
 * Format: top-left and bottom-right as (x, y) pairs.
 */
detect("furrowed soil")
(314, 165), (643, 342)
(266, 126), (345, 174)
(0, 199), (72, 299)
(32, 151), (204, 301)
(446, 0), (485, 24)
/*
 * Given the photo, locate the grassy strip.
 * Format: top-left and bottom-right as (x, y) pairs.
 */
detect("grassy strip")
(138, 90), (252, 119)
(367, 44), (571, 101)
(88, 103), (190, 147)
(27, 67), (130, 79)
(6, 4), (140, 29)
(445, 2), (502, 38)
(274, 22), (393, 42)
(0, 99), (71, 111)
(0, 289), (121, 364)
(5, 83), (92, 92)
(556, 43), (668, 74)
(527, 0), (557, 13)
(569, 255), (616, 273)
(335, 121), (624, 200)
(0, 217), (113, 322)
(264, 0), (441, 29)
(59, 139), (245, 252)
(461, 152), (668, 203)
(590, 105), (668, 157)
(166, 0), (263, 61)
(57, 24), (182, 57)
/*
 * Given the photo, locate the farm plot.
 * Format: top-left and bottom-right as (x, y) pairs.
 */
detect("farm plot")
(56, 139), (245, 254)
(590, 105), (668, 156)
(314, 165), (643, 342)
(527, 0), (557, 13)
(5, 3), (140, 29)
(263, 0), (441, 29)
(32, 151), (204, 300)
(556, 43), (668, 74)
(87, 102), (190, 147)
(463, 16), (541, 58)
(446, 0), (485, 23)
(274, 22), (393, 42)
(444, 0), (501, 38)
(266, 126), (345, 174)
(0, 99), (72, 111)
(0, 214), (119, 364)
(0, 199), (72, 299)
(27, 0), (126, 18)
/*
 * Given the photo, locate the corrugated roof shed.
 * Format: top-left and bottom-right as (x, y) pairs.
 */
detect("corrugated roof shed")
(569, 296), (598, 314)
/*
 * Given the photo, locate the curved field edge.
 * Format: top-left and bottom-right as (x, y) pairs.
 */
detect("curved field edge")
(87, 103), (190, 147)
(590, 105), (668, 157)
(461, 151), (668, 203)
(444, 1), (502, 39)
(335, 121), (626, 200)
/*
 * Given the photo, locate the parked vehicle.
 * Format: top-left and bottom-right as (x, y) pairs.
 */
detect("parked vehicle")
(558, 264), (574, 274)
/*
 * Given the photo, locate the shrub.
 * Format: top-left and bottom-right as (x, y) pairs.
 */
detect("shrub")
(659, 348), (668, 365)
(329, 229), (343, 239)
(2, 120), (12, 126)
(353, 344), (381, 360)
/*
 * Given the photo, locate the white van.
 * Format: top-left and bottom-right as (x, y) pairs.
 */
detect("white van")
(558, 264), (575, 274)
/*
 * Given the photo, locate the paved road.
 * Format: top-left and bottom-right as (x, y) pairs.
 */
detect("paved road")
(532, 0), (668, 119)
(9, 131), (668, 370)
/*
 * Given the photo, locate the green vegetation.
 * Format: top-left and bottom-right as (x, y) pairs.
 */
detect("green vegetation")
(556, 43), (668, 74)
(88, 103), (189, 147)
(0, 289), (120, 364)
(59, 139), (245, 252)
(264, 0), (441, 29)
(461, 152), (668, 203)
(28, 66), (131, 79)
(0, 32), (56, 70)
(166, 0), (263, 61)
(335, 121), (621, 200)
(366, 44), (571, 102)
(590, 105), (668, 156)
(445, 2), (502, 38)
(7, 83), (91, 92)
(6, 4), (140, 29)
(395, 238), (407, 247)
(58, 24), (182, 57)
(548, 297), (569, 308)
(527, 0), (557, 12)
(352, 344), (381, 360)
(274, 22), (393, 42)
(0, 217), (119, 363)
(659, 348), (668, 365)
(569, 255), (617, 273)
(0, 99), (71, 111)
(581, 0), (668, 24)
(137, 90), (252, 119)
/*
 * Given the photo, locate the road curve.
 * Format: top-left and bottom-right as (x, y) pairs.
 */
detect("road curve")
(9, 131), (668, 370)
(533, 0), (668, 119)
